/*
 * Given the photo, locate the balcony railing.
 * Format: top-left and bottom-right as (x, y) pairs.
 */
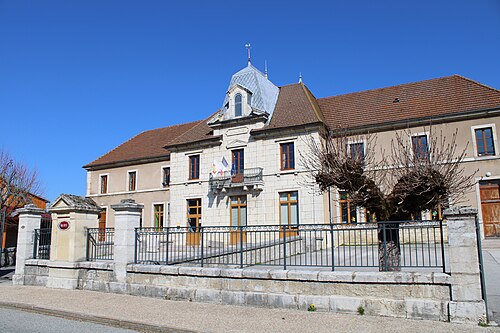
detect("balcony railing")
(209, 167), (263, 191)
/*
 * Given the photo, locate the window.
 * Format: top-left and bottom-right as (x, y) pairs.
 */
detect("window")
(412, 134), (429, 160)
(154, 204), (164, 228)
(279, 191), (299, 225)
(100, 175), (108, 194)
(189, 155), (200, 180)
(475, 127), (496, 156)
(349, 142), (365, 162)
(232, 149), (244, 175)
(339, 191), (374, 223)
(162, 167), (170, 187)
(339, 191), (357, 223)
(280, 142), (295, 170)
(128, 171), (137, 191)
(235, 93), (242, 117)
(247, 93), (252, 106)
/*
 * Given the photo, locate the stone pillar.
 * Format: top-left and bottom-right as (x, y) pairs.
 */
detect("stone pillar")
(12, 204), (44, 285)
(444, 207), (486, 324)
(46, 197), (101, 289)
(112, 199), (143, 283)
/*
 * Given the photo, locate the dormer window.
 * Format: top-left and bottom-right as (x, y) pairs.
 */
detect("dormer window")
(235, 93), (242, 117)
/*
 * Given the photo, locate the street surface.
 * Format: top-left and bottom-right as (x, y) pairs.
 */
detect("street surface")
(0, 308), (139, 333)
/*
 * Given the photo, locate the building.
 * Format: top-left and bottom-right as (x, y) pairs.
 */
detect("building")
(83, 63), (500, 238)
(1, 192), (49, 266)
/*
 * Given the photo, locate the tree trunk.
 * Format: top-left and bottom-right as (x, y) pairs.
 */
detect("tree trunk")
(378, 222), (400, 271)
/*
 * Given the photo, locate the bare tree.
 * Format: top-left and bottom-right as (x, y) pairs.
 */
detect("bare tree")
(0, 149), (43, 265)
(302, 125), (476, 270)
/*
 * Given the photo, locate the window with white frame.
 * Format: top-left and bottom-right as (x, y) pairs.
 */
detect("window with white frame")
(411, 134), (429, 160)
(128, 171), (137, 191)
(348, 142), (365, 163)
(100, 175), (108, 194)
(474, 126), (496, 157)
(162, 167), (170, 187)
(235, 93), (242, 117)
(153, 204), (164, 228)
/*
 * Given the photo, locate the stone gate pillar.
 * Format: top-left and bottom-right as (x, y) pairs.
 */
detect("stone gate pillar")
(46, 194), (101, 289)
(444, 207), (486, 324)
(112, 199), (143, 283)
(12, 204), (44, 285)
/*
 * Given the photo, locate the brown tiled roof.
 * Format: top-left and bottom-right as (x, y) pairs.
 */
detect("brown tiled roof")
(83, 121), (201, 169)
(165, 112), (220, 148)
(317, 75), (500, 130)
(253, 83), (324, 133)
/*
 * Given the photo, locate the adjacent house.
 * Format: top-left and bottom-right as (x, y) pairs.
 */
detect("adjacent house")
(84, 63), (500, 238)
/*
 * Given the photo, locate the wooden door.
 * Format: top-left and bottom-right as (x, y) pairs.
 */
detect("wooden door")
(187, 199), (201, 246)
(480, 180), (500, 237)
(98, 208), (107, 241)
(230, 196), (247, 245)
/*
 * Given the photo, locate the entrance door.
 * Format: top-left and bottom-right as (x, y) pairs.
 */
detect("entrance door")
(480, 180), (500, 237)
(230, 196), (247, 245)
(231, 149), (244, 183)
(187, 199), (202, 245)
(98, 208), (107, 241)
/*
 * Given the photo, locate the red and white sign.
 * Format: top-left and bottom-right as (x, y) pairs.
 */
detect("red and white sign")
(58, 221), (70, 230)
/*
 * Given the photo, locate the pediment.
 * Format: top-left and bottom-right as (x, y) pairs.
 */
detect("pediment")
(226, 139), (248, 149)
(49, 194), (101, 213)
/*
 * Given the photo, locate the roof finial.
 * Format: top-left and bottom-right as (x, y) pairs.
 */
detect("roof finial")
(264, 60), (268, 79)
(245, 43), (252, 66)
(298, 72), (303, 83)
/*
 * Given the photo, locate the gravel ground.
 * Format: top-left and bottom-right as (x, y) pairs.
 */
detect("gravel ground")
(0, 285), (498, 333)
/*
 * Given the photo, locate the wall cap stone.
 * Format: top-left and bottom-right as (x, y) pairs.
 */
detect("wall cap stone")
(25, 259), (49, 266)
(15, 204), (45, 216)
(111, 199), (144, 212)
(443, 206), (477, 217)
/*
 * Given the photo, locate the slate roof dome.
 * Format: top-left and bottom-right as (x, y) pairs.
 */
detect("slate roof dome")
(222, 64), (279, 116)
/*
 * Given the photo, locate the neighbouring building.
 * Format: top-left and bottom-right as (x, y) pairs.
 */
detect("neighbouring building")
(2, 192), (49, 263)
(83, 62), (500, 238)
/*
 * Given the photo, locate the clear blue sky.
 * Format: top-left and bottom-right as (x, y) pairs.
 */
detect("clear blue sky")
(1, 0), (499, 202)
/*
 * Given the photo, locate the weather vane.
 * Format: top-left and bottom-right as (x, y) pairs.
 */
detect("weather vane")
(245, 43), (251, 65)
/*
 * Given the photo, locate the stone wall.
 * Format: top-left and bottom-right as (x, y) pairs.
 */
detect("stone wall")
(52, 263), (449, 322)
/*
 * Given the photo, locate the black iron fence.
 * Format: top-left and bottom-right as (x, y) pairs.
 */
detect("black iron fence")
(33, 228), (52, 260)
(134, 221), (446, 272)
(86, 228), (114, 261)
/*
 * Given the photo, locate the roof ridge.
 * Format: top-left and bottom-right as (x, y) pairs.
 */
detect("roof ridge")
(84, 120), (201, 168)
(300, 83), (325, 123)
(317, 75), (460, 100)
(142, 119), (201, 134)
(453, 74), (500, 94)
(279, 82), (302, 88)
(164, 111), (219, 148)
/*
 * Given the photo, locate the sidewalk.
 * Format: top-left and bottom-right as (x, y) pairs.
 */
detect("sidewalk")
(482, 238), (500, 323)
(0, 284), (498, 333)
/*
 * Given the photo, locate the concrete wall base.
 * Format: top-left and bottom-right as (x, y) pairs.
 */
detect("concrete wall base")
(18, 261), (453, 322)
(449, 301), (486, 324)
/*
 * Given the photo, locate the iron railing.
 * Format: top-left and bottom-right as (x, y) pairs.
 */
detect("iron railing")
(209, 167), (263, 191)
(86, 228), (114, 261)
(33, 228), (51, 260)
(134, 221), (446, 272)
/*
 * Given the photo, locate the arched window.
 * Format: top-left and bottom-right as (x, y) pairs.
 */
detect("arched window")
(235, 93), (242, 117)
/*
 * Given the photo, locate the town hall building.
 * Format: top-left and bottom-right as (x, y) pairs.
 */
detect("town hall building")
(83, 62), (500, 238)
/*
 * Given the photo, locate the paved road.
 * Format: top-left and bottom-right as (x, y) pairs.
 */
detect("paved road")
(0, 308), (139, 333)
